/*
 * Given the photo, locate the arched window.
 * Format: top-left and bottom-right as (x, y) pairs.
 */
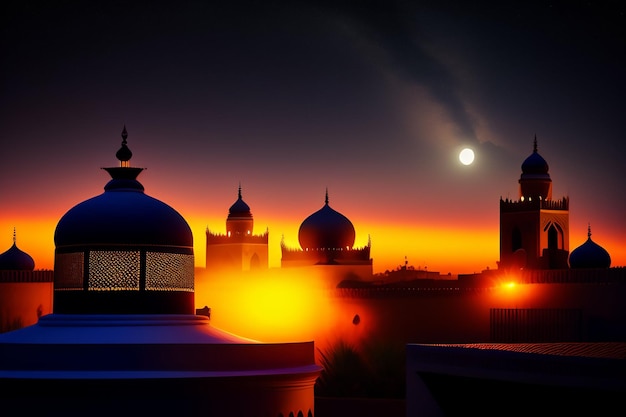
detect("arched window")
(546, 223), (564, 250)
(250, 253), (260, 270)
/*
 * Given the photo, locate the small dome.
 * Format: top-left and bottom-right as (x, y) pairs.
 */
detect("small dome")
(521, 137), (550, 177)
(227, 185), (252, 220)
(298, 191), (355, 250)
(0, 231), (35, 271)
(569, 226), (611, 269)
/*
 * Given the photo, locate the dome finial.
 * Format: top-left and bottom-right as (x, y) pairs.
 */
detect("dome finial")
(325, 188), (329, 205)
(238, 182), (242, 199)
(116, 126), (133, 167)
(533, 135), (538, 153)
(12, 227), (16, 245)
(587, 223), (592, 239)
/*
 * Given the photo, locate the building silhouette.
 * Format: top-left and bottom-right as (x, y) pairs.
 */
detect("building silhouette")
(0, 229), (53, 332)
(0, 127), (320, 416)
(499, 136), (570, 270)
(205, 185), (269, 273)
(569, 224), (612, 269)
(281, 189), (373, 285)
(1, 128), (624, 416)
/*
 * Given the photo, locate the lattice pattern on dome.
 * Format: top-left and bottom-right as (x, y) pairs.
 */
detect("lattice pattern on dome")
(88, 250), (140, 290)
(146, 252), (194, 291)
(54, 252), (84, 290)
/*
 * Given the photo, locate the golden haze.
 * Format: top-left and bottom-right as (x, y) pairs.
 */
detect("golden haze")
(3, 214), (622, 275)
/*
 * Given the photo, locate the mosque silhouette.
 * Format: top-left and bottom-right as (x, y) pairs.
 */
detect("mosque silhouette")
(1, 127), (624, 416)
(0, 127), (320, 416)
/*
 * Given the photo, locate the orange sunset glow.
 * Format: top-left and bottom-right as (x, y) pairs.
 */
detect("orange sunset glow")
(2, 3), (626, 415)
(3, 212), (623, 276)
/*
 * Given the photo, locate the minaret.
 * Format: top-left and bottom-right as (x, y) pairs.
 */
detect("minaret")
(205, 184), (269, 272)
(499, 136), (569, 270)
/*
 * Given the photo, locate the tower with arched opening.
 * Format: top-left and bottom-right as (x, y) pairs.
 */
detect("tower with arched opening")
(499, 136), (570, 270)
(205, 185), (269, 272)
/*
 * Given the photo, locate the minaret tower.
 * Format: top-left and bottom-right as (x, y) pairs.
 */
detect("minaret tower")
(499, 136), (569, 270)
(205, 184), (269, 272)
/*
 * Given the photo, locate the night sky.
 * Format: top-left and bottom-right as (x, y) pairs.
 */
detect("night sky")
(1, 0), (624, 273)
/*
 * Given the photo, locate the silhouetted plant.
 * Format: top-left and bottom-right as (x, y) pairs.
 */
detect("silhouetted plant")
(315, 339), (368, 397)
(315, 339), (405, 398)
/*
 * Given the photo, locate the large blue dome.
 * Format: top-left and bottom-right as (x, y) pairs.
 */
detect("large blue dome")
(569, 227), (611, 269)
(52, 127), (195, 315)
(298, 191), (355, 250)
(55, 176), (192, 248)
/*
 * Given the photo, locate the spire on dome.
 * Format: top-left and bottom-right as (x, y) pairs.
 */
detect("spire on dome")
(587, 223), (592, 239)
(227, 183), (252, 221)
(325, 188), (329, 205)
(104, 127), (144, 189)
(533, 135), (538, 153)
(12, 227), (16, 244)
(116, 125), (133, 167)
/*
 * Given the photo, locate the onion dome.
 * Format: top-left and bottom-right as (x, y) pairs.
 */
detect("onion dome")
(53, 127), (194, 314)
(228, 184), (252, 220)
(521, 137), (549, 175)
(519, 135), (552, 200)
(0, 229), (35, 271)
(298, 190), (355, 250)
(225, 184), (254, 236)
(569, 225), (611, 269)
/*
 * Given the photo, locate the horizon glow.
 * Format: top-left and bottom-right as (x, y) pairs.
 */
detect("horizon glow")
(3, 213), (623, 275)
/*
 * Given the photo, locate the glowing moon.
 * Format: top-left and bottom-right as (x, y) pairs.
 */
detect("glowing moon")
(459, 148), (475, 165)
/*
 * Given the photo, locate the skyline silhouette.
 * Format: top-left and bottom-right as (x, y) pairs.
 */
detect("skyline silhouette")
(1, 1), (624, 273)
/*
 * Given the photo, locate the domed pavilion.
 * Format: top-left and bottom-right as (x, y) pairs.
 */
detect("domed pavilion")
(281, 189), (372, 284)
(0, 127), (320, 416)
(499, 136), (570, 270)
